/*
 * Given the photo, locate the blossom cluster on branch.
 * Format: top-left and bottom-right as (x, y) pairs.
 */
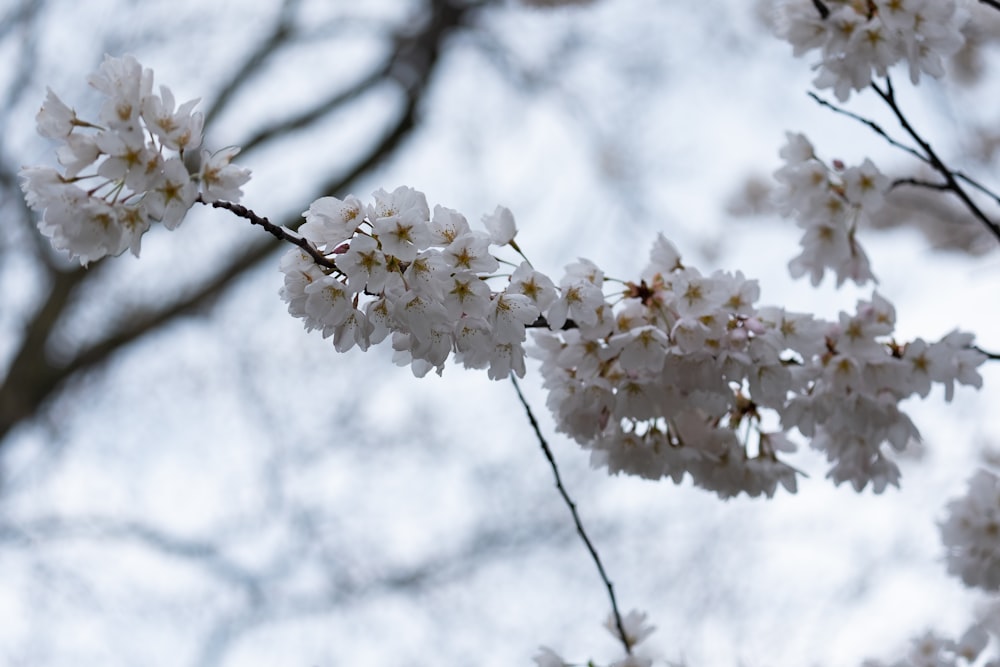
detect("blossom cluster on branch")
(774, 0), (965, 101)
(774, 131), (887, 286)
(269, 181), (985, 498)
(15, 0), (1000, 657)
(278, 187), (541, 380)
(20, 55), (250, 264)
(535, 236), (984, 497)
(20, 58), (988, 504)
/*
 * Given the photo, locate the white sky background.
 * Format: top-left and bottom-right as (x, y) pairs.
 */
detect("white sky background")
(1, 0), (999, 665)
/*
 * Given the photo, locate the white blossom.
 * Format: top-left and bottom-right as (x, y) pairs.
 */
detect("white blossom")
(941, 470), (1000, 591)
(774, 133), (886, 287)
(775, 0), (966, 101)
(21, 55), (249, 264)
(482, 204), (517, 245)
(199, 147), (251, 203)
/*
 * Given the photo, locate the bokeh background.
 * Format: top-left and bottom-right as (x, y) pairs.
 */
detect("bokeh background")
(2, 1), (1000, 664)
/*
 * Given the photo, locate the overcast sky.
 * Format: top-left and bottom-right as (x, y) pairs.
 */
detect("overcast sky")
(2, 1), (999, 665)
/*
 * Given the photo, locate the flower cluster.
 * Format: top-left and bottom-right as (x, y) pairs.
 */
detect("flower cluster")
(774, 131), (888, 287)
(774, 0), (966, 101)
(532, 235), (984, 498)
(534, 609), (657, 667)
(941, 470), (1000, 592)
(863, 625), (993, 667)
(277, 184), (987, 498)
(20, 55), (250, 264)
(16, 43), (1000, 667)
(277, 182), (986, 498)
(279, 187), (546, 379)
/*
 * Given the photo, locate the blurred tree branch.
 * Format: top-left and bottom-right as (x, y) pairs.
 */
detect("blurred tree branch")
(871, 77), (1000, 243)
(0, 0), (480, 447)
(194, 514), (578, 667)
(0, 515), (264, 599)
(0, 508), (582, 667)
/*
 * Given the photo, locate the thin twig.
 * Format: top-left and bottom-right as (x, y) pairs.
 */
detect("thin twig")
(510, 376), (633, 656)
(951, 169), (1000, 209)
(198, 197), (336, 270)
(807, 92), (925, 163)
(808, 91), (1000, 213)
(975, 345), (1000, 361)
(890, 177), (950, 193)
(870, 77), (1000, 244)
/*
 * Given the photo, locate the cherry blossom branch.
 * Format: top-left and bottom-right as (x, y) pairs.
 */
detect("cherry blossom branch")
(807, 92), (1000, 207)
(199, 198), (584, 333)
(806, 91), (925, 162)
(889, 175), (1000, 214)
(974, 345), (1000, 361)
(810, 0), (1000, 18)
(890, 177), (951, 193)
(870, 77), (1000, 244)
(808, 87), (1000, 241)
(199, 197), (336, 270)
(510, 375), (633, 656)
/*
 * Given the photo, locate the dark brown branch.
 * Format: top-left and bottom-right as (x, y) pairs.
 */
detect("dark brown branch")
(979, 0), (1000, 11)
(949, 169), (1000, 209)
(527, 315), (576, 330)
(890, 177), (950, 193)
(510, 376), (633, 656)
(200, 197), (336, 270)
(870, 77), (1000, 244)
(890, 171), (1000, 210)
(0, 265), (88, 444)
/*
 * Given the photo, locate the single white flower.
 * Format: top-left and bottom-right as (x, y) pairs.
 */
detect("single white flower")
(199, 147), (251, 203)
(482, 204), (517, 245)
